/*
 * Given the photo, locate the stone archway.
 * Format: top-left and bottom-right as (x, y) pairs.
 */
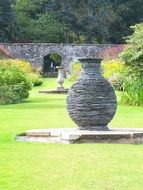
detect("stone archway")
(42, 53), (62, 77)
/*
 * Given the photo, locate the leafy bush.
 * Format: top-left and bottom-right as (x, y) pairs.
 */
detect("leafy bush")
(120, 23), (143, 106)
(5, 59), (33, 73)
(120, 24), (143, 77)
(1, 59), (43, 87)
(68, 60), (81, 81)
(0, 59), (32, 105)
(101, 59), (124, 91)
(121, 73), (143, 106)
(107, 73), (124, 91)
(30, 74), (43, 87)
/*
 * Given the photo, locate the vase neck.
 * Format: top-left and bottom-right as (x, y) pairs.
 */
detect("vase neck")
(79, 58), (102, 76)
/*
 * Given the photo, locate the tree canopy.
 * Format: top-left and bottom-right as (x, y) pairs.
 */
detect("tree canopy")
(1, 0), (143, 43)
(0, 0), (19, 42)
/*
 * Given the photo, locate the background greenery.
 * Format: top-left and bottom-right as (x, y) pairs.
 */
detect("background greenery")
(0, 59), (43, 105)
(1, 0), (143, 43)
(0, 59), (32, 105)
(1, 1), (143, 189)
(120, 24), (143, 106)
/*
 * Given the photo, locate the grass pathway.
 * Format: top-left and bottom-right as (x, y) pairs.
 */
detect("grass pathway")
(0, 78), (143, 190)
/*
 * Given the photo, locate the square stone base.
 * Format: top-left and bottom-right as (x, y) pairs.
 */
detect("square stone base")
(39, 89), (68, 94)
(17, 128), (143, 144)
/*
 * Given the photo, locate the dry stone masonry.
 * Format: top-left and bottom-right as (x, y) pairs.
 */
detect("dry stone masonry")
(66, 58), (117, 130)
(0, 43), (123, 70)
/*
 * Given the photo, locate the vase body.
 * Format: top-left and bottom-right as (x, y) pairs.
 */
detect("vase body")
(66, 58), (117, 130)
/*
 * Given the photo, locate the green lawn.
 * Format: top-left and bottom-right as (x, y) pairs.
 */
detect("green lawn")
(0, 78), (143, 190)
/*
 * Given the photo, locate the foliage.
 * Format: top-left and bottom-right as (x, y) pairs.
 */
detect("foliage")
(30, 74), (43, 87)
(0, 59), (43, 87)
(102, 59), (124, 79)
(120, 23), (143, 106)
(40, 0), (116, 43)
(49, 53), (62, 64)
(101, 59), (124, 91)
(108, 0), (143, 43)
(68, 59), (81, 81)
(13, 0), (143, 43)
(120, 24), (143, 77)
(107, 73), (124, 91)
(78, 0), (116, 43)
(121, 74), (143, 106)
(14, 1), (66, 42)
(0, 0), (19, 42)
(4, 59), (33, 73)
(0, 59), (32, 105)
(27, 13), (66, 43)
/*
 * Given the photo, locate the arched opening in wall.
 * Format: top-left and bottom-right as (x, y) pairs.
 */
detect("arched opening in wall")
(43, 53), (62, 77)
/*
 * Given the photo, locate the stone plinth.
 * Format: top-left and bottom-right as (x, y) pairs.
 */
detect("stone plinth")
(17, 128), (143, 144)
(39, 89), (68, 94)
(57, 87), (65, 91)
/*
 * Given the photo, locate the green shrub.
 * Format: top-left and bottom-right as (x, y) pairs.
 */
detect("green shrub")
(1, 59), (33, 73)
(119, 23), (143, 106)
(30, 74), (43, 87)
(107, 73), (124, 91)
(121, 73), (143, 106)
(102, 59), (124, 91)
(0, 60), (32, 105)
(120, 24), (143, 77)
(68, 60), (81, 81)
(0, 58), (43, 85)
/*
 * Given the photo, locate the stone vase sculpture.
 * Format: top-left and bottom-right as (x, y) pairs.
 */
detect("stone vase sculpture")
(56, 66), (65, 91)
(66, 58), (117, 130)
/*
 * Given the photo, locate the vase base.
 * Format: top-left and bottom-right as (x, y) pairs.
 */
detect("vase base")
(17, 128), (143, 144)
(78, 126), (109, 131)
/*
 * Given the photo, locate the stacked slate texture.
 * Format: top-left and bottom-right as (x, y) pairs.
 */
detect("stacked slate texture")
(66, 59), (117, 130)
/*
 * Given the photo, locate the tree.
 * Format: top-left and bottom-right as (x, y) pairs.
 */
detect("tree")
(14, 0), (66, 42)
(13, 0), (143, 44)
(28, 13), (66, 43)
(47, 0), (115, 43)
(108, 0), (143, 43)
(14, 0), (115, 43)
(45, 0), (79, 43)
(120, 23), (143, 77)
(0, 0), (19, 42)
(77, 0), (115, 43)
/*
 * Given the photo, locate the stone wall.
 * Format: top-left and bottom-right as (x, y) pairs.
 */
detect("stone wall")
(0, 43), (123, 70)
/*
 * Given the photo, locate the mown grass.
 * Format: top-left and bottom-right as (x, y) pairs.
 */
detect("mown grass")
(0, 78), (143, 190)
